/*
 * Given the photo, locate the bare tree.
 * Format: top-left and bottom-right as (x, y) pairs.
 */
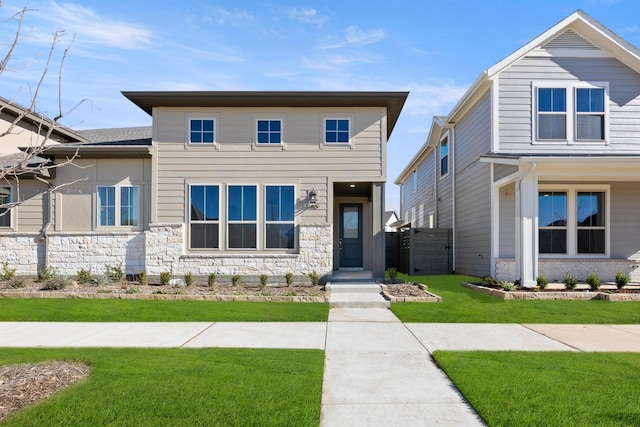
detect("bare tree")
(0, 5), (87, 214)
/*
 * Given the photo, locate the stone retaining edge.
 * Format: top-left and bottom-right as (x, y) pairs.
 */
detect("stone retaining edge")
(462, 282), (640, 301)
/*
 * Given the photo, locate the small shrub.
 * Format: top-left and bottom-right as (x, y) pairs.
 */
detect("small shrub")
(173, 288), (185, 295)
(232, 274), (241, 286)
(482, 275), (497, 286)
(585, 272), (601, 291)
(283, 290), (298, 296)
(258, 291), (272, 297)
(77, 268), (92, 284)
(154, 289), (168, 294)
(96, 289), (112, 294)
(208, 272), (217, 286)
(615, 271), (629, 290)
(138, 270), (148, 286)
(536, 275), (549, 290)
(500, 281), (516, 291)
(0, 262), (16, 281)
(159, 271), (172, 286)
(308, 271), (320, 286)
(9, 278), (25, 288)
(40, 276), (69, 291)
(105, 262), (124, 282)
(285, 272), (294, 287)
(37, 266), (57, 283)
(125, 287), (140, 294)
(386, 267), (398, 282)
(259, 274), (268, 290)
(564, 272), (578, 290)
(184, 272), (193, 286)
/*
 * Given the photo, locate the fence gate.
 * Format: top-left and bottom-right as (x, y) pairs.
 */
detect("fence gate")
(396, 228), (452, 275)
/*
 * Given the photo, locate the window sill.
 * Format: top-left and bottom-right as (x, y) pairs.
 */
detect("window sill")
(186, 142), (220, 150)
(252, 142), (286, 150)
(320, 142), (353, 150)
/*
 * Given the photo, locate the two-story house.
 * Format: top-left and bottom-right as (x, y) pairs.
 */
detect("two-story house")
(396, 10), (640, 286)
(1, 91), (407, 280)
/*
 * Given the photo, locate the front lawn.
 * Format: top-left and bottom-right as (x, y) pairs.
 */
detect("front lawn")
(0, 348), (324, 426)
(390, 274), (640, 323)
(0, 299), (328, 322)
(433, 351), (640, 427)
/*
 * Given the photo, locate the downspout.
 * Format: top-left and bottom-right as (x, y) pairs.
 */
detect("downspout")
(34, 174), (53, 270)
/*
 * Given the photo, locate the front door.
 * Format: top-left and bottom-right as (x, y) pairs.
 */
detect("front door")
(339, 204), (363, 268)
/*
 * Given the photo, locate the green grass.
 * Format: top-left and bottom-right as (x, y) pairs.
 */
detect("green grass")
(390, 274), (640, 323)
(433, 351), (640, 427)
(1, 348), (323, 426)
(0, 299), (328, 322)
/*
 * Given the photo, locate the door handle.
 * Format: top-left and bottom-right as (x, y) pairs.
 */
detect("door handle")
(339, 238), (343, 251)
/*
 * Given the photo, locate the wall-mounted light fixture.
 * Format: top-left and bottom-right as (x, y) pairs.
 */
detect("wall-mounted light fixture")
(308, 189), (318, 209)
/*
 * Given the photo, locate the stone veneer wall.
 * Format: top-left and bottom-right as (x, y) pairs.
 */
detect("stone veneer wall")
(496, 258), (640, 283)
(144, 223), (333, 277)
(0, 233), (43, 275)
(47, 232), (146, 276)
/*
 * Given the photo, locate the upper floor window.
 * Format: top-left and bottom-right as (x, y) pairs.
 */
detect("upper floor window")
(265, 185), (295, 249)
(325, 119), (350, 143)
(190, 185), (219, 249)
(190, 119), (215, 144)
(412, 170), (417, 192)
(228, 185), (257, 249)
(98, 186), (138, 227)
(576, 88), (605, 140)
(0, 187), (10, 227)
(440, 137), (449, 177)
(534, 83), (608, 143)
(257, 119), (282, 144)
(537, 88), (566, 140)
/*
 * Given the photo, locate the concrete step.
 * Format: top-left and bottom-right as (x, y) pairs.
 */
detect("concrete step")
(329, 290), (390, 309)
(328, 283), (382, 294)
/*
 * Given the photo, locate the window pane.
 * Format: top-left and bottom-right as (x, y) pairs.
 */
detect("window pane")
(326, 120), (337, 131)
(577, 192), (604, 227)
(258, 133), (269, 143)
(539, 192), (567, 227)
(343, 207), (359, 239)
(539, 229), (567, 254)
(338, 120), (349, 131)
(538, 115), (566, 140)
(265, 186), (279, 221)
(191, 186), (205, 220)
(120, 187), (138, 227)
(326, 132), (337, 143)
(337, 131), (349, 142)
(205, 186), (219, 221)
(98, 187), (115, 226)
(190, 132), (202, 143)
(203, 132), (214, 143)
(266, 224), (295, 249)
(0, 188), (10, 227)
(243, 186), (257, 221)
(271, 120), (281, 132)
(538, 88), (566, 112)
(576, 115), (604, 140)
(280, 186), (294, 221)
(578, 229), (605, 254)
(553, 88), (566, 112)
(190, 120), (202, 132)
(228, 186), (242, 221)
(271, 132), (281, 144)
(191, 223), (219, 249)
(228, 224), (256, 249)
(576, 88), (604, 112)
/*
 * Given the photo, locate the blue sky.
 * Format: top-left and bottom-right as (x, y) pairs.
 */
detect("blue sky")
(2, 0), (639, 212)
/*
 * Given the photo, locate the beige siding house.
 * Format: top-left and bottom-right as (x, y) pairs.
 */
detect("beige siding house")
(1, 91), (407, 280)
(397, 10), (640, 286)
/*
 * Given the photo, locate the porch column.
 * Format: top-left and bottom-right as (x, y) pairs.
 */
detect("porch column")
(517, 174), (538, 287)
(372, 182), (385, 279)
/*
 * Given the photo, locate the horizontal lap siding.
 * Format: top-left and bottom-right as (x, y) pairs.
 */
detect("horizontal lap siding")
(400, 148), (436, 228)
(499, 56), (640, 152)
(154, 107), (385, 224)
(454, 92), (492, 276)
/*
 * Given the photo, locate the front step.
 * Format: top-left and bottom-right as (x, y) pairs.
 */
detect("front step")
(327, 283), (390, 308)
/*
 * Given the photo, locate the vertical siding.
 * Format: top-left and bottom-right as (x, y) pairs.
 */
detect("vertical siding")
(454, 92), (492, 276)
(610, 181), (640, 259)
(499, 56), (640, 152)
(154, 107), (386, 225)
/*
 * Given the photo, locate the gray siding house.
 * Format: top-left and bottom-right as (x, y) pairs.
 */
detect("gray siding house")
(396, 10), (640, 286)
(0, 91), (407, 280)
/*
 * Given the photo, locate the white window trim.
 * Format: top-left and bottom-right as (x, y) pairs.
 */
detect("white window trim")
(187, 183), (221, 251)
(532, 81), (609, 145)
(96, 185), (140, 229)
(253, 117), (286, 150)
(0, 186), (12, 229)
(264, 184), (297, 252)
(227, 184), (259, 250)
(186, 115), (220, 149)
(439, 135), (450, 179)
(321, 116), (353, 147)
(538, 184), (610, 258)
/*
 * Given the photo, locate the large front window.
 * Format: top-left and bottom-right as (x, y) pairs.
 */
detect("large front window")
(190, 185), (219, 249)
(539, 187), (607, 256)
(98, 186), (138, 227)
(0, 187), (10, 227)
(265, 185), (294, 249)
(228, 185), (257, 249)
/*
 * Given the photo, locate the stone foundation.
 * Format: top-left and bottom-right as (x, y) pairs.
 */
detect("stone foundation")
(495, 258), (640, 283)
(0, 233), (43, 275)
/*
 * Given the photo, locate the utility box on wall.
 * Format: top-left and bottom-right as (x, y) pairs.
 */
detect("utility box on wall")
(397, 228), (452, 275)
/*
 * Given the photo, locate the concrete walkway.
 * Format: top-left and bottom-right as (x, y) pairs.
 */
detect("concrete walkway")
(1, 278), (640, 426)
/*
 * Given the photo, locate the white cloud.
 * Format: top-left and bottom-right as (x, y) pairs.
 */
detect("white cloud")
(402, 82), (469, 118)
(37, 1), (154, 49)
(345, 25), (384, 46)
(287, 8), (326, 25)
(206, 7), (255, 26)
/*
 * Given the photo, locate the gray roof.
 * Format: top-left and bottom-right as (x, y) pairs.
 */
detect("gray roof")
(75, 126), (152, 144)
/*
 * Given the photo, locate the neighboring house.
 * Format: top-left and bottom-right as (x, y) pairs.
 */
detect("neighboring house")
(396, 10), (640, 286)
(384, 211), (399, 232)
(0, 91), (407, 280)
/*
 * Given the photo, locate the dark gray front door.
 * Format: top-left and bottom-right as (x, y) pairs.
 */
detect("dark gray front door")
(339, 204), (363, 268)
